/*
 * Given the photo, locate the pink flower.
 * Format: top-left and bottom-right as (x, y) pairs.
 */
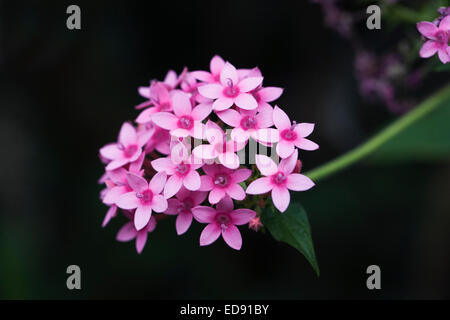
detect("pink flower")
(100, 122), (148, 171)
(136, 82), (173, 121)
(151, 154), (203, 198)
(417, 16), (450, 64)
(152, 91), (211, 139)
(165, 187), (207, 235)
(192, 196), (256, 250)
(141, 124), (171, 155)
(197, 62), (263, 111)
(199, 164), (251, 204)
(191, 55), (225, 83)
(273, 106), (319, 158)
(252, 86), (283, 111)
(116, 216), (157, 254)
(117, 172), (168, 230)
(192, 121), (245, 169)
(102, 153), (145, 207)
(249, 216), (263, 231)
(216, 104), (278, 144)
(246, 150), (315, 212)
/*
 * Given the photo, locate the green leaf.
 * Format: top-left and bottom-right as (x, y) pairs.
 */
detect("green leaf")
(369, 92), (450, 163)
(261, 202), (320, 276)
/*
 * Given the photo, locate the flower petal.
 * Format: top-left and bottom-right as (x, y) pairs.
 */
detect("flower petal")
(419, 40), (438, 58)
(149, 171), (167, 194)
(193, 144), (216, 160)
(216, 109), (241, 127)
(105, 158), (129, 171)
(135, 231), (148, 254)
(103, 186), (127, 205)
(218, 152), (240, 169)
(255, 154), (278, 176)
(119, 122), (137, 146)
(209, 187), (226, 204)
(440, 15), (450, 31)
(135, 107), (157, 124)
(199, 175), (214, 192)
(134, 205), (152, 230)
(238, 76), (263, 92)
(222, 224), (242, 250)
(276, 140), (295, 158)
(286, 173), (315, 191)
(151, 194), (168, 213)
(246, 177), (273, 194)
(273, 105), (291, 130)
(116, 221), (137, 242)
(230, 168), (252, 183)
(220, 62), (238, 86)
(192, 206), (216, 223)
(165, 198), (180, 215)
(172, 91), (192, 116)
(231, 209), (256, 225)
(212, 97), (234, 111)
(198, 83), (223, 99)
(226, 183), (246, 201)
(191, 103), (212, 121)
(176, 212), (193, 235)
(438, 49), (450, 64)
(100, 144), (122, 160)
(254, 128), (279, 143)
(152, 112), (179, 130)
(278, 149), (298, 174)
(116, 192), (140, 210)
(255, 103), (274, 128)
(417, 21), (438, 38)
(210, 55), (225, 75)
(200, 223), (221, 246)
(183, 170), (201, 191)
(164, 174), (183, 198)
(272, 187), (290, 213)
(295, 138), (319, 151)
(102, 205), (118, 227)
(151, 157), (176, 174)
(257, 87), (283, 102)
(235, 93), (258, 110)
(216, 196), (234, 212)
(294, 123), (315, 138)
(126, 172), (148, 193)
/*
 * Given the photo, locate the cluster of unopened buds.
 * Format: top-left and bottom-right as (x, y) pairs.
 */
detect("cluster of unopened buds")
(99, 56), (318, 253)
(417, 7), (450, 64)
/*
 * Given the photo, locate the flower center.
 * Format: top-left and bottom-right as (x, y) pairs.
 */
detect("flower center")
(123, 144), (138, 158)
(178, 115), (194, 130)
(223, 79), (240, 98)
(280, 128), (297, 141)
(136, 189), (153, 204)
(177, 198), (194, 214)
(213, 173), (230, 188)
(175, 163), (190, 176)
(240, 116), (257, 130)
(271, 171), (287, 186)
(435, 30), (448, 43)
(216, 212), (231, 227)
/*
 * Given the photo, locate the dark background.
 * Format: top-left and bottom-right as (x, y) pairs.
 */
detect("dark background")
(1, 0), (449, 299)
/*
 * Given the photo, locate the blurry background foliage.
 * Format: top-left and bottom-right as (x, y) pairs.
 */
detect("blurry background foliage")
(0, 0), (449, 299)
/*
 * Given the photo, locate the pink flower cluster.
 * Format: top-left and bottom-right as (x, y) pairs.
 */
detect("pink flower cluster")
(99, 56), (318, 253)
(417, 12), (450, 64)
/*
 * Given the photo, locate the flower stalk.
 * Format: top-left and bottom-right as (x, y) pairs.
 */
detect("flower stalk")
(305, 83), (450, 182)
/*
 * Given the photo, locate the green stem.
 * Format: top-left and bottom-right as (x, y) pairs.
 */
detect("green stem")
(304, 83), (450, 182)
